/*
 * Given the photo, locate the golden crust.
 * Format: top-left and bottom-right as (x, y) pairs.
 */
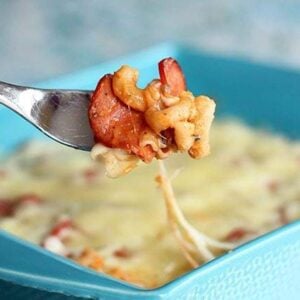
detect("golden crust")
(76, 247), (150, 287)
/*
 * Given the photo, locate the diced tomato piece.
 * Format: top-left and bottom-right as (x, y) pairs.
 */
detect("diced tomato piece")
(50, 218), (74, 236)
(82, 168), (99, 182)
(88, 74), (154, 162)
(158, 58), (186, 96)
(0, 194), (41, 218)
(0, 200), (14, 217)
(113, 247), (131, 259)
(225, 227), (254, 242)
(17, 194), (41, 205)
(266, 180), (279, 193)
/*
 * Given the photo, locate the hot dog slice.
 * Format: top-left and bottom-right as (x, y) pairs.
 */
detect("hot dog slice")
(159, 58), (186, 96)
(89, 74), (154, 162)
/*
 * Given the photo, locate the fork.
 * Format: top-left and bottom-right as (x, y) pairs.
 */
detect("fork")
(0, 81), (95, 150)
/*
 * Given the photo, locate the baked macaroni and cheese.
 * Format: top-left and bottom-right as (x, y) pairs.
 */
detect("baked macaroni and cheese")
(88, 58), (232, 267)
(0, 120), (300, 287)
(0, 59), (299, 288)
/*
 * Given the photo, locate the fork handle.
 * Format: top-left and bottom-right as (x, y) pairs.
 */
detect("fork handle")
(0, 81), (40, 122)
(0, 81), (26, 113)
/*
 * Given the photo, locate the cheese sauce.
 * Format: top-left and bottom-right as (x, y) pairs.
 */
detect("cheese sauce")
(0, 120), (299, 288)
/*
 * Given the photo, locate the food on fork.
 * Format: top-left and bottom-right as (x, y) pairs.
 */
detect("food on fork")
(88, 58), (231, 268)
(88, 58), (215, 177)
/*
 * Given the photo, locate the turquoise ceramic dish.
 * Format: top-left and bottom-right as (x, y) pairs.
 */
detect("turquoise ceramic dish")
(0, 43), (300, 300)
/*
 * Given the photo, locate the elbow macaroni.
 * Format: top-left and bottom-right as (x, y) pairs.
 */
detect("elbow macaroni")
(112, 65), (216, 159)
(112, 65), (146, 112)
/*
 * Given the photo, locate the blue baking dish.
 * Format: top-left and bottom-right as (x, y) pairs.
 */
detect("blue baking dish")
(0, 42), (300, 300)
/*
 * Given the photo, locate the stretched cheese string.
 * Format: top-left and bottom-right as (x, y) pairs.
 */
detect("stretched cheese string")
(91, 146), (233, 266)
(157, 160), (233, 267)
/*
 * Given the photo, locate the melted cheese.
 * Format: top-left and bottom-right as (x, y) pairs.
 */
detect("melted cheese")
(0, 120), (300, 288)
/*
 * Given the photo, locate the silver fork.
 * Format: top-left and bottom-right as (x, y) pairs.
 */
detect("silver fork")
(0, 81), (95, 150)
